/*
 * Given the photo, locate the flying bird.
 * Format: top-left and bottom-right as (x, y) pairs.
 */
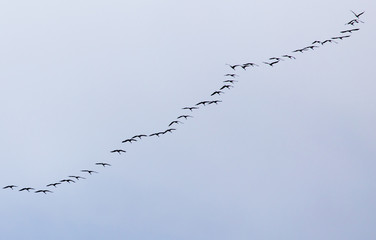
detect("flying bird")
(182, 107), (198, 111)
(81, 170), (98, 175)
(226, 64), (241, 70)
(269, 57), (284, 61)
(60, 179), (75, 184)
(332, 35), (351, 40)
(220, 85), (234, 90)
(132, 134), (148, 139)
(111, 149), (126, 154)
(149, 132), (164, 137)
(292, 48), (307, 53)
(122, 138), (137, 143)
(263, 61), (279, 67)
(312, 40), (321, 44)
(196, 101), (210, 106)
(96, 162), (111, 167)
(350, 10), (365, 19)
(69, 176), (86, 180)
(169, 120), (183, 126)
(340, 28), (360, 33)
(223, 80), (238, 84)
(321, 39), (338, 45)
(19, 187), (34, 192)
(304, 45), (319, 50)
(282, 55), (296, 59)
(35, 190), (53, 194)
(208, 100), (222, 105)
(211, 91), (224, 96)
(46, 183), (61, 188)
(224, 74), (238, 78)
(163, 128), (176, 134)
(177, 115), (193, 120)
(3, 185), (17, 190)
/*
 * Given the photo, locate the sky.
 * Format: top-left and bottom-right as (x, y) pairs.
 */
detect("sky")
(0, 0), (375, 239)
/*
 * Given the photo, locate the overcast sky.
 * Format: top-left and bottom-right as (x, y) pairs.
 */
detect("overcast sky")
(1, 0), (375, 239)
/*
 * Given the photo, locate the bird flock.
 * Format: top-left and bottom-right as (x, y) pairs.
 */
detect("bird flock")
(3, 10), (365, 194)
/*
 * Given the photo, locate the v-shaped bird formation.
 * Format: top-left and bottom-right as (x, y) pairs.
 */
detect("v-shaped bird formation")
(3, 10), (365, 195)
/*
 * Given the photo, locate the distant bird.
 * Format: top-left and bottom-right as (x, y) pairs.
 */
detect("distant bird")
(208, 100), (222, 105)
(226, 64), (241, 70)
(282, 55), (296, 59)
(163, 128), (176, 134)
(223, 80), (238, 83)
(149, 132), (164, 137)
(81, 170), (98, 175)
(96, 162), (111, 167)
(111, 149), (126, 154)
(60, 179), (75, 184)
(263, 61), (279, 67)
(35, 190), (53, 194)
(132, 134), (148, 139)
(304, 45), (319, 50)
(350, 10), (365, 19)
(340, 28), (360, 33)
(211, 91), (224, 96)
(69, 176), (86, 180)
(177, 115), (193, 120)
(269, 57), (284, 61)
(220, 85), (234, 90)
(122, 138), (137, 143)
(182, 107), (198, 111)
(292, 48), (307, 53)
(196, 101), (210, 106)
(243, 62), (259, 67)
(224, 74), (238, 78)
(346, 19), (363, 25)
(332, 35), (351, 40)
(19, 187), (34, 192)
(3, 185), (17, 190)
(169, 120), (183, 126)
(312, 40), (321, 45)
(46, 183), (61, 188)
(321, 39), (338, 45)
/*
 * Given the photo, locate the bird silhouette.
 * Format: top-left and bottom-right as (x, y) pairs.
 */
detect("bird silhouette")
(340, 28), (360, 34)
(304, 45), (319, 50)
(223, 80), (238, 84)
(282, 55), (296, 59)
(196, 101), (210, 106)
(224, 74), (238, 78)
(3, 185), (17, 190)
(332, 35), (351, 40)
(211, 91), (224, 96)
(182, 107), (198, 111)
(350, 10), (365, 19)
(96, 162), (111, 167)
(346, 19), (363, 25)
(312, 40), (321, 45)
(69, 176), (86, 180)
(46, 183), (61, 188)
(263, 61), (279, 67)
(60, 179), (75, 184)
(226, 64), (241, 70)
(19, 187), (34, 192)
(292, 48), (307, 53)
(81, 170), (98, 175)
(208, 100), (222, 105)
(169, 120), (183, 126)
(269, 57), (284, 61)
(177, 115), (193, 120)
(220, 85), (234, 90)
(122, 138), (137, 143)
(149, 132), (164, 137)
(132, 134), (147, 139)
(35, 190), (53, 194)
(163, 128), (176, 134)
(243, 62), (259, 67)
(111, 149), (126, 154)
(321, 39), (338, 45)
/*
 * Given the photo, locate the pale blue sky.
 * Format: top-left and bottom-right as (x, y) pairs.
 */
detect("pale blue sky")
(1, 1), (375, 239)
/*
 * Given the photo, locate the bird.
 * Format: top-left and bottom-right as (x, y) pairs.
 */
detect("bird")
(223, 80), (238, 84)
(69, 176), (86, 180)
(269, 57), (284, 61)
(111, 149), (126, 154)
(3, 185), (17, 190)
(196, 101), (210, 106)
(224, 74), (238, 77)
(60, 179), (75, 184)
(226, 64), (241, 70)
(282, 55), (296, 59)
(132, 134), (148, 139)
(169, 120), (183, 126)
(263, 61), (279, 67)
(332, 35), (351, 40)
(46, 183), (61, 188)
(149, 132), (164, 137)
(312, 40), (321, 44)
(96, 162), (111, 167)
(243, 62), (259, 67)
(182, 107), (198, 111)
(208, 100), (222, 105)
(35, 190), (53, 194)
(177, 115), (193, 120)
(220, 85), (234, 90)
(81, 170), (98, 175)
(122, 138), (137, 143)
(163, 128), (176, 134)
(304, 45), (319, 50)
(350, 10), (365, 19)
(340, 28), (360, 34)
(292, 48), (307, 53)
(211, 91), (224, 96)
(19, 187), (34, 192)
(321, 39), (338, 45)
